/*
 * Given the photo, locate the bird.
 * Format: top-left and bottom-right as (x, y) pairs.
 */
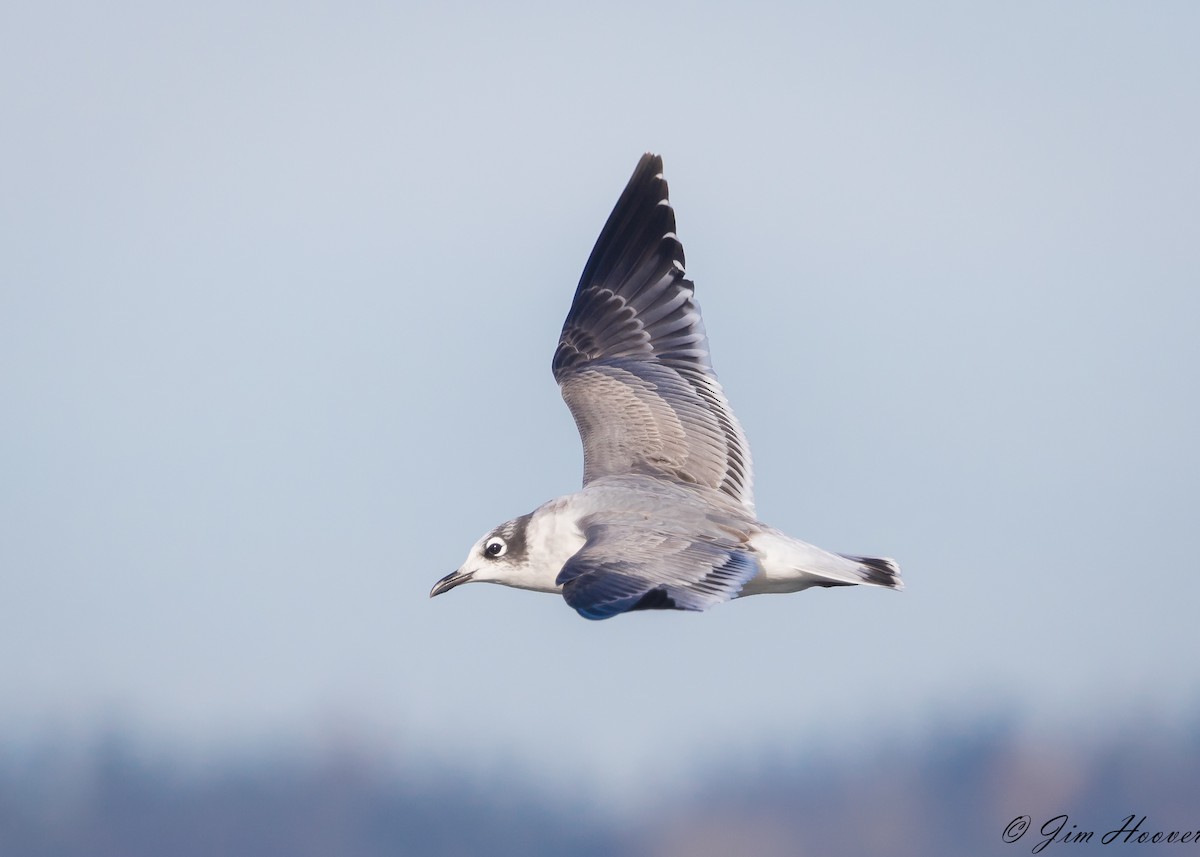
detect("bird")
(430, 153), (902, 620)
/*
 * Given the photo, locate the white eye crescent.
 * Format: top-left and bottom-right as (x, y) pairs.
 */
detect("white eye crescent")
(484, 537), (507, 558)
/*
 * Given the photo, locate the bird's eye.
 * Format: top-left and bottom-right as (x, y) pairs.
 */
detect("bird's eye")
(484, 537), (507, 558)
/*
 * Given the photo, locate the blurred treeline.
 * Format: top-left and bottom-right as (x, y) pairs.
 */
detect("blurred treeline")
(2, 713), (1197, 857)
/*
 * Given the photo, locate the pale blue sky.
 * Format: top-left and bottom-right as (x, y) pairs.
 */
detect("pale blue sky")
(2, 1), (1198, 802)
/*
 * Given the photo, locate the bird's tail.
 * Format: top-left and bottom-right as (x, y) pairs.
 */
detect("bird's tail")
(836, 553), (903, 590)
(744, 529), (903, 594)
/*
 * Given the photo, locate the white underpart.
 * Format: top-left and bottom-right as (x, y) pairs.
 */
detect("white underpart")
(742, 528), (886, 596)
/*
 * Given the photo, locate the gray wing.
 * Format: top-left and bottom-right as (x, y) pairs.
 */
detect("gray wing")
(555, 505), (761, 620)
(552, 154), (755, 513)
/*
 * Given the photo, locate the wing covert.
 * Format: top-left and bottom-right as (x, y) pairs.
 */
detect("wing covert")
(556, 514), (761, 621)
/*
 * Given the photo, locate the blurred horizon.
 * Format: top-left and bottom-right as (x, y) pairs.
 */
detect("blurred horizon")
(5, 682), (1196, 812)
(5, 709), (1199, 855)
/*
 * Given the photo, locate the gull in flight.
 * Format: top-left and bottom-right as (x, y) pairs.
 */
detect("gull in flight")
(431, 154), (902, 619)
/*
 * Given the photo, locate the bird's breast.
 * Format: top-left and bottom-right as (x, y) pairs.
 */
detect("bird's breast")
(518, 499), (588, 592)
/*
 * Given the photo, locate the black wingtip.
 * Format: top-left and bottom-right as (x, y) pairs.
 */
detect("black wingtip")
(636, 151), (663, 173)
(574, 153), (679, 293)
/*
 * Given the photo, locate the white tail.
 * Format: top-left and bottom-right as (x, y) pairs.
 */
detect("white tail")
(742, 528), (904, 596)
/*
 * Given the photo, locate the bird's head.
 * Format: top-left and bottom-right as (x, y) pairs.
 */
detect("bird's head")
(430, 514), (534, 597)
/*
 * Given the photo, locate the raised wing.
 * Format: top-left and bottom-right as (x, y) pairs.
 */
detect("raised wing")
(552, 154), (754, 512)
